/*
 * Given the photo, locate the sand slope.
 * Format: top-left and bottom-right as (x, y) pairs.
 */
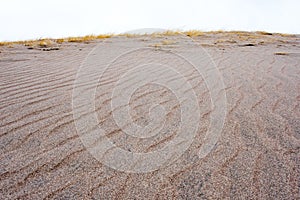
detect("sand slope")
(0, 33), (299, 199)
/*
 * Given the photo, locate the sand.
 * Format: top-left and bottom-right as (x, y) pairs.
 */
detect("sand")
(0, 32), (299, 199)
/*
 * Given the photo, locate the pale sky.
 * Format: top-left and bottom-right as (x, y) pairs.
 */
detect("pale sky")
(1, 0), (299, 41)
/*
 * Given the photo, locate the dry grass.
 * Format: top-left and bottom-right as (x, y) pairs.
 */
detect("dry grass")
(150, 30), (206, 37)
(277, 33), (296, 37)
(96, 34), (112, 39)
(0, 39), (52, 47)
(0, 30), (296, 47)
(56, 38), (65, 44)
(161, 30), (181, 36)
(67, 35), (96, 43)
(38, 39), (52, 47)
(119, 33), (140, 38)
(161, 40), (177, 45)
(0, 34), (112, 47)
(0, 41), (14, 46)
(67, 34), (112, 42)
(184, 30), (205, 37)
(149, 39), (177, 48)
(149, 30), (182, 38)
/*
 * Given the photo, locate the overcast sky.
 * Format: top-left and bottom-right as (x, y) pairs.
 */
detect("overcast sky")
(1, 0), (299, 41)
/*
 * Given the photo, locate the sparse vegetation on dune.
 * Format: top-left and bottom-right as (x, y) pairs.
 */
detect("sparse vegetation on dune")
(184, 30), (205, 37)
(96, 34), (112, 39)
(55, 38), (65, 44)
(161, 40), (177, 45)
(149, 39), (177, 48)
(0, 31), (296, 47)
(38, 39), (52, 47)
(0, 34), (112, 47)
(118, 33), (140, 38)
(0, 39), (53, 48)
(67, 34), (112, 42)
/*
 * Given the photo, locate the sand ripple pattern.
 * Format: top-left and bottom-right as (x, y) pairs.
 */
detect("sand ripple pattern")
(72, 35), (226, 173)
(0, 33), (299, 199)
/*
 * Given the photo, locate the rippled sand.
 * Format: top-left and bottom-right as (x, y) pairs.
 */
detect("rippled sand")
(0, 32), (299, 199)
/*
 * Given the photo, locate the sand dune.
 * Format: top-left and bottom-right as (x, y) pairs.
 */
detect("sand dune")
(0, 32), (299, 199)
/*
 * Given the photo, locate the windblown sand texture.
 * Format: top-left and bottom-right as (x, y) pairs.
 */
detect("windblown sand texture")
(0, 32), (299, 199)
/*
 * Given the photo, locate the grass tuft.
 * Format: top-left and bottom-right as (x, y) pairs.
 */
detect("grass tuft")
(39, 39), (52, 47)
(96, 34), (112, 39)
(56, 38), (64, 44)
(161, 40), (177, 45)
(119, 33), (140, 38)
(184, 30), (205, 37)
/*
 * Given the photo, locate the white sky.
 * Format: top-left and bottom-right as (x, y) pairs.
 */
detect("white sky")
(1, 0), (299, 41)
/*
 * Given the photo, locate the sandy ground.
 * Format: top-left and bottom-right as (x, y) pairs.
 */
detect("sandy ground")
(0, 32), (299, 199)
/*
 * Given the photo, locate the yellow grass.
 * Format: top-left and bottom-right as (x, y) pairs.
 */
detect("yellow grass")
(161, 40), (177, 45)
(0, 41), (13, 46)
(0, 39), (52, 47)
(0, 34), (112, 47)
(56, 38), (64, 44)
(119, 33), (140, 38)
(149, 30), (182, 38)
(67, 35), (96, 42)
(0, 31), (296, 47)
(149, 39), (177, 48)
(161, 30), (181, 36)
(277, 33), (296, 37)
(184, 30), (205, 37)
(96, 34), (112, 39)
(39, 39), (52, 47)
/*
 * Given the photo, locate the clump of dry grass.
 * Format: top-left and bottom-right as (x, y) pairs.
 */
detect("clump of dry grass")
(96, 34), (112, 39)
(184, 30), (205, 37)
(149, 39), (177, 48)
(38, 39), (52, 47)
(149, 30), (181, 38)
(161, 30), (181, 36)
(161, 40), (177, 45)
(56, 38), (65, 44)
(24, 40), (36, 47)
(67, 35), (93, 43)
